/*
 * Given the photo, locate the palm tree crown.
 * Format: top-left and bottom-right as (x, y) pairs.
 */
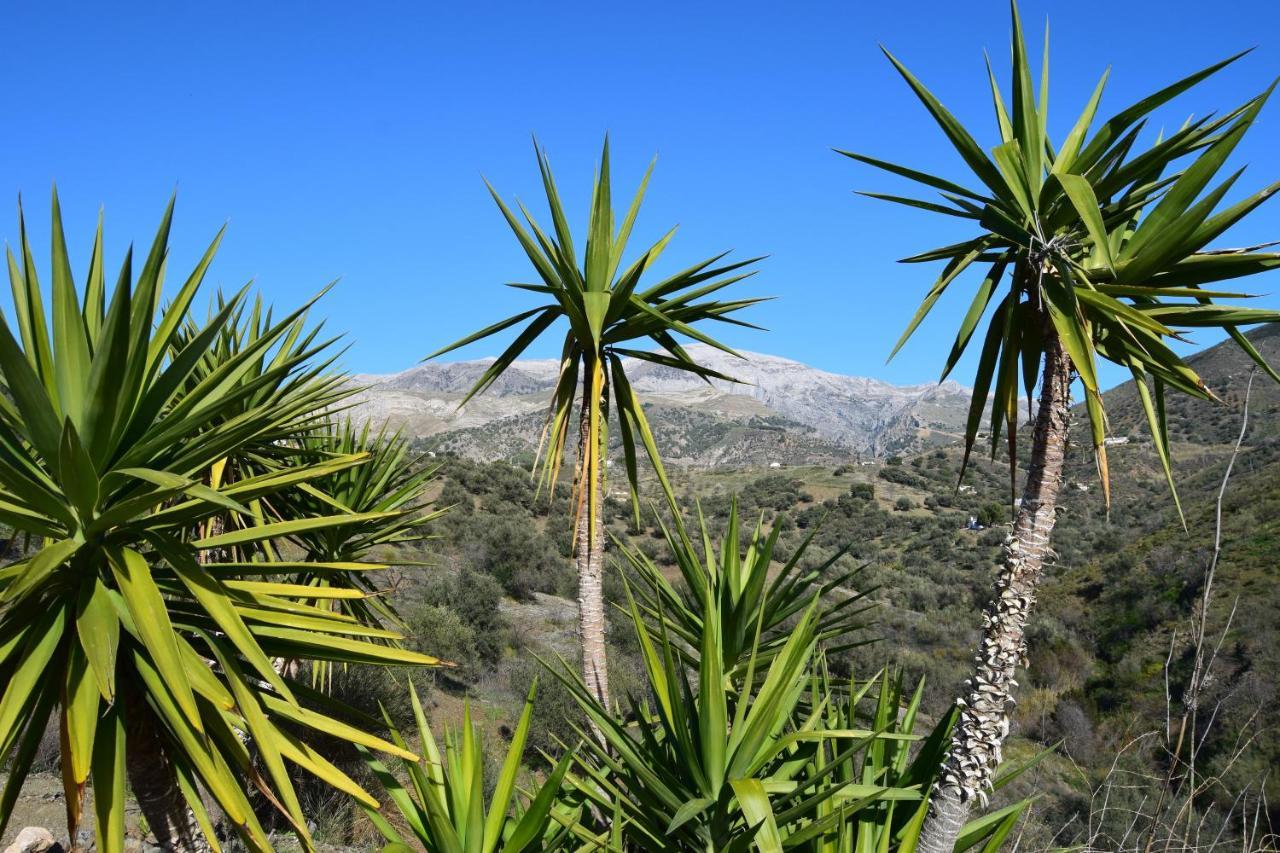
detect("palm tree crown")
(843, 3), (1280, 514)
(0, 193), (438, 851)
(429, 137), (766, 524)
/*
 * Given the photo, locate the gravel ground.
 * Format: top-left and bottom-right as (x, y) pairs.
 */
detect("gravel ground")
(0, 774), (370, 852)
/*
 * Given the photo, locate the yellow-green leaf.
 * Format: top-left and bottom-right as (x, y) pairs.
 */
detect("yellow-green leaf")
(108, 547), (202, 731)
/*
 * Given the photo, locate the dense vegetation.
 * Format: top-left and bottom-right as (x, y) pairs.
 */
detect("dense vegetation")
(2, 259), (1277, 852)
(370, 327), (1279, 850)
(5, 2), (1280, 846)
(0, 196), (1040, 852)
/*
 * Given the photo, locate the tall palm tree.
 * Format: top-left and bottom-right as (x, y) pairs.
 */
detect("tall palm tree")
(0, 193), (440, 852)
(842, 6), (1280, 849)
(429, 138), (764, 705)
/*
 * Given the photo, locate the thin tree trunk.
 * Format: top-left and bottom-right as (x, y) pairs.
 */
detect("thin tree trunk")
(123, 682), (214, 853)
(918, 324), (1073, 853)
(575, 388), (609, 709)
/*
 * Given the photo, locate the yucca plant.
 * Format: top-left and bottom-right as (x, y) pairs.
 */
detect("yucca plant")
(170, 292), (349, 563)
(795, 668), (1041, 853)
(546, 575), (923, 851)
(622, 500), (873, 683)
(602, 502), (1035, 852)
(842, 4), (1280, 848)
(171, 309), (434, 649)
(174, 290), (350, 465)
(430, 137), (765, 706)
(362, 680), (576, 853)
(272, 418), (440, 568)
(264, 418), (443, 686)
(0, 193), (440, 852)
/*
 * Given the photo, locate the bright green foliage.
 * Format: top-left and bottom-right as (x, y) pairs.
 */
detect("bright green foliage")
(273, 417), (441, 563)
(174, 311), (440, 656)
(548, 590), (889, 850)
(0, 193), (439, 851)
(362, 680), (577, 853)
(173, 290), (349, 463)
(621, 500), (873, 684)
(803, 670), (1039, 852)
(168, 289), (352, 558)
(841, 1), (1280, 515)
(544, 554), (1039, 851)
(428, 137), (766, 533)
(548, 507), (1042, 851)
(263, 418), (444, 687)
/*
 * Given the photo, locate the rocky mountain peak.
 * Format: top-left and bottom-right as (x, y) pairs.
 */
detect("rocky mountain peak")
(349, 346), (979, 463)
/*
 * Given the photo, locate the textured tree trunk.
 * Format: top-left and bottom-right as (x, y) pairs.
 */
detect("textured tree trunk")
(196, 514), (225, 565)
(918, 325), (1073, 853)
(124, 682), (214, 852)
(575, 390), (609, 710)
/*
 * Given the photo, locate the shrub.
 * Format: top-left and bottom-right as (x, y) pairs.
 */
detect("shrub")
(878, 465), (927, 488)
(978, 501), (1007, 527)
(849, 481), (875, 500)
(419, 568), (508, 668)
(462, 514), (569, 598)
(505, 658), (584, 766)
(406, 603), (480, 683)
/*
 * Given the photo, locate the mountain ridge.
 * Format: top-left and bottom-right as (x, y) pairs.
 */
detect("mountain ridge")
(349, 344), (983, 461)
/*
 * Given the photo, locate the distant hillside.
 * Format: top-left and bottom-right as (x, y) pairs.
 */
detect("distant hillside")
(425, 404), (856, 469)
(350, 344), (982, 463)
(1037, 324), (1280, 830)
(373, 325), (1280, 847)
(1099, 324), (1280, 446)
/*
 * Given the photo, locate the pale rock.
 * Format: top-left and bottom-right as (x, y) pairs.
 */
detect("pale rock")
(3, 827), (60, 853)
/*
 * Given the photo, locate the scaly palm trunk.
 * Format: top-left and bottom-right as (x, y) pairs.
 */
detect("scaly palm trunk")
(918, 324), (1073, 853)
(124, 681), (214, 852)
(575, 387), (609, 709)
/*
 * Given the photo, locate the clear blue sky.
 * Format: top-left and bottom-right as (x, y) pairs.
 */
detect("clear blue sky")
(4, 0), (1280, 391)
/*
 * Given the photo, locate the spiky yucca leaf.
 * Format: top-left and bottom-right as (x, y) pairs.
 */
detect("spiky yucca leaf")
(0, 193), (439, 852)
(259, 417), (444, 687)
(795, 668), (1044, 852)
(622, 499), (874, 684)
(428, 137), (766, 537)
(362, 680), (576, 853)
(842, 1), (1280, 517)
(274, 417), (441, 563)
